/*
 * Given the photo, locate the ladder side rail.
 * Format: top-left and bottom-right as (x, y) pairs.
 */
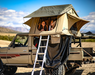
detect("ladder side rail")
(32, 36), (42, 75)
(40, 35), (50, 75)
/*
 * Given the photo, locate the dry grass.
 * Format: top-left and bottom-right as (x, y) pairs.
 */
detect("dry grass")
(0, 32), (16, 36)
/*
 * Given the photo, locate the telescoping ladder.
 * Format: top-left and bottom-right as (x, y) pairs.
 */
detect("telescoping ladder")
(31, 35), (49, 75)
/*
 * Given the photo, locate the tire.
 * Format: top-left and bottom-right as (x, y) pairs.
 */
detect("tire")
(45, 65), (65, 75)
(62, 65), (65, 75)
(3, 66), (17, 75)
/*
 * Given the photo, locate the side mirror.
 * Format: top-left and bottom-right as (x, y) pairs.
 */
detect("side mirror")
(8, 47), (10, 50)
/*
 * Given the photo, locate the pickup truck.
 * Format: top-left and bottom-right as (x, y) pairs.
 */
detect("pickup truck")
(0, 4), (95, 75)
(0, 33), (95, 75)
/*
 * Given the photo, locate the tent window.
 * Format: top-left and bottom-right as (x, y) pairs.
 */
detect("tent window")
(70, 22), (78, 35)
(37, 17), (57, 31)
(70, 22), (77, 31)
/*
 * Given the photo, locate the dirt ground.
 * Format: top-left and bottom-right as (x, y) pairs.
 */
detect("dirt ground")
(0, 40), (11, 47)
(0, 40), (95, 75)
(15, 63), (95, 75)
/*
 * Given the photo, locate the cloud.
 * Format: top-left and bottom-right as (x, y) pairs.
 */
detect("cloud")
(0, 7), (30, 28)
(76, 10), (80, 13)
(81, 12), (95, 32)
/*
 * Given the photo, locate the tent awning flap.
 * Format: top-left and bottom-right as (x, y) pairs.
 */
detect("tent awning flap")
(68, 14), (89, 31)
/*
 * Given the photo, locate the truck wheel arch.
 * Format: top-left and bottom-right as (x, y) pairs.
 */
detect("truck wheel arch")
(0, 59), (3, 69)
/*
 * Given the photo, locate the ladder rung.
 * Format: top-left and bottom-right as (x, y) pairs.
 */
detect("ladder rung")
(38, 53), (44, 55)
(36, 60), (43, 62)
(41, 39), (47, 41)
(39, 46), (46, 48)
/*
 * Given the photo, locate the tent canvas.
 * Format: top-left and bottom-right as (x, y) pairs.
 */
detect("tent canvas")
(23, 4), (89, 36)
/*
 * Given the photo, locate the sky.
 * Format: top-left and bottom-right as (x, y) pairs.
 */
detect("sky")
(0, 0), (95, 32)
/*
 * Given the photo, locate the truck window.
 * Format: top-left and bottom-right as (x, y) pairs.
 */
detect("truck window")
(13, 35), (28, 47)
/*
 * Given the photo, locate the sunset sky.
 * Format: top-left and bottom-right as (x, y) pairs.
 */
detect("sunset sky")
(0, 0), (95, 32)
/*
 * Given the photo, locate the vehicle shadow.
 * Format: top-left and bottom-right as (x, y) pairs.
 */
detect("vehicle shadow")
(14, 72), (31, 75)
(14, 70), (45, 75)
(87, 72), (95, 75)
(13, 69), (95, 75)
(15, 70), (83, 75)
(73, 69), (84, 75)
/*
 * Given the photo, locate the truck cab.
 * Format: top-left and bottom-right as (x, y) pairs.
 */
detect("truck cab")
(0, 33), (35, 65)
(0, 33), (34, 75)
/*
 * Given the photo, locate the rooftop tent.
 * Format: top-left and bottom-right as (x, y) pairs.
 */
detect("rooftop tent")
(23, 4), (89, 35)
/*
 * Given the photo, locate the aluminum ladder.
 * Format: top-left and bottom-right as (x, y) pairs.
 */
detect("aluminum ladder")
(31, 35), (49, 75)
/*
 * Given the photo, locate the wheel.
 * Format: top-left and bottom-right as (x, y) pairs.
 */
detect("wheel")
(3, 66), (17, 75)
(44, 64), (65, 75)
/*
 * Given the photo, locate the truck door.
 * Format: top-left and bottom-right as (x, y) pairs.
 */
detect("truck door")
(0, 47), (8, 64)
(7, 35), (29, 64)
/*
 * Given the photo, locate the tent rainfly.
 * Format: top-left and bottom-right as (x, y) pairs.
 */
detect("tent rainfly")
(24, 4), (78, 18)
